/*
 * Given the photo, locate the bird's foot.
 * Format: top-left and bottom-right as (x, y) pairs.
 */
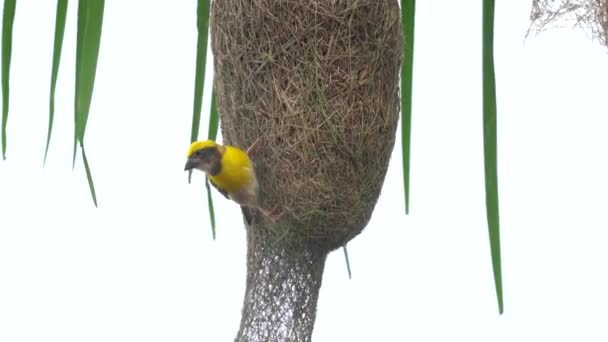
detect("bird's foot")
(246, 137), (262, 158)
(258, 206), (284, 223)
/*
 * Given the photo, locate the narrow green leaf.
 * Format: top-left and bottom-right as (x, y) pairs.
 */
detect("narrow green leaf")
(191, 0), (214, 237)
(72, 130), (77, 168)
(207, 88), (219, 141)
(74, 0), (104, 204)
(1, 0), (16, 160)
(80, 144), (97, 207)
(75, 0), (104, 144)
(482, 0), (503, 314)
(204, 89), (219, 237)
(343, 245), (352, 279)
(400, 0), (415, 214)
(205, 177), (217, 240)
(190, 0), (211, 143)
(45, 0), (69, 165)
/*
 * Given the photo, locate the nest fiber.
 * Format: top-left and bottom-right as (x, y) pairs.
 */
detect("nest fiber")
(529, 0), (608, 47)
(211, 0), (402, 251)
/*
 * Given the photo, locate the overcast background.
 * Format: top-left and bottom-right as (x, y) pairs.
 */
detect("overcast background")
(1, 1), (607, 341)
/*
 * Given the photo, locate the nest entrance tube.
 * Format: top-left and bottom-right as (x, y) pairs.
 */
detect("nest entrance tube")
(237, 225), (327, 342)
(210, 0), (403, 340)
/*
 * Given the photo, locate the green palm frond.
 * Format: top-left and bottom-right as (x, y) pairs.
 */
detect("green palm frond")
(206, 90), (219, 239)
(400, 0), (415, 214)
(190, 0), (216, 237)
(482, 0), (503, 314)
(44, 0), (68, 164)
(1, 0), (16, 160)
(74, 0), (105, 206)
(191, 0), (211, 144)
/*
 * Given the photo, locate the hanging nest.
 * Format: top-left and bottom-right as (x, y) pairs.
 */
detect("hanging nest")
(528, 0), (608, 47)
(211, 0), (402, 252)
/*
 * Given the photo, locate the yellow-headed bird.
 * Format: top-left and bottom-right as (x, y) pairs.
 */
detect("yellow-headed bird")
(184, 139), (282, 224)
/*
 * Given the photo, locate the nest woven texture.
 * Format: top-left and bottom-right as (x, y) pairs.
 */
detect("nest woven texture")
(211, 0), (403, 251)
(529, 0), (608, 47)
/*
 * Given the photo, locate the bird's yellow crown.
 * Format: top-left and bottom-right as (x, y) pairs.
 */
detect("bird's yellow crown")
(187, 140), (218, 157)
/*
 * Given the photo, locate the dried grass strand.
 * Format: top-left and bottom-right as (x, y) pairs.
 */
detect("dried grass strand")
(528, 0), (608, 47)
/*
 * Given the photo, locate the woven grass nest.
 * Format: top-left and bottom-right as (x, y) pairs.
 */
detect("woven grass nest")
(529, 0), (608, 47)
(211, 0), (402, 251)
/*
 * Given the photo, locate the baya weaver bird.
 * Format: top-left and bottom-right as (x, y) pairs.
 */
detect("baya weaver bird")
(184, 138), (283, 224)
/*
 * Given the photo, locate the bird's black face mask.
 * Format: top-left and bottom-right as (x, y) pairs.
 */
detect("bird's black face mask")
(184, 147), (222, 183)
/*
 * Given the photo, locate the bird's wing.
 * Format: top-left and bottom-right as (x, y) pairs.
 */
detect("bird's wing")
(207, 176), (229, 199)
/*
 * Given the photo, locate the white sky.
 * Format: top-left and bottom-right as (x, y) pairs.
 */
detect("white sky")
(0, 1), (607, 341)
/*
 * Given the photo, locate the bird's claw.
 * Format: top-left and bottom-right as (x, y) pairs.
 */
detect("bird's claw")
(259, 206), (284, 222)
(247, 137), (262, 158)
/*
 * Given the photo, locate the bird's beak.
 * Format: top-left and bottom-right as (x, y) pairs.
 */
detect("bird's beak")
(184, 157), (196, 171)
(184, 158), (196, 184)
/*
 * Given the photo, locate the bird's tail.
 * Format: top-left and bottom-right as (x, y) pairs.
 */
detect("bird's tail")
(241, 206), (253, 225)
